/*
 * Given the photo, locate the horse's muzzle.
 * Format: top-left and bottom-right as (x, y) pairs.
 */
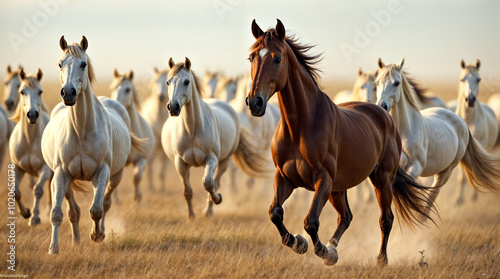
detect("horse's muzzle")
(167, 102), (181, 116)
(4, 99), (14, 111)
(246, 96), (267, 117)
(379, 101), (390, 112)
(466, 95), (476, 108)
(61, 87), (77, 106)
(27, 110), (39, 124)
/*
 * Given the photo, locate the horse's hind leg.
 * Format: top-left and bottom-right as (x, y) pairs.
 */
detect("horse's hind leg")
(269, 172), (307, 254)
(369, 169), (395, 265)
(304, 168), (337, 265)
(175, 157), (195, 218)
(327, 191), (353, 249)
(133, 159), (147, 203)
(13, 167), (30, 219)
(146, 152), (156, 192)
(204, 157), (229, 217)
(89, 164), (111, 243)
(159, 152), (168, 192)
(29, 166), (52, 226)
(65, 186), (80, 245)
(202, 154), (222, 205)
(455, 169), (467, 205)
(99, 167), (124, 240)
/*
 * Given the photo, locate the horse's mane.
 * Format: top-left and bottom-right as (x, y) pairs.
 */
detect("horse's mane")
(61, 44), (96, 85)
(169, 63), (204, 96)
(405, 74), (430, 103)
(250, 29), (323, 88)
(111, 75), (141, 109)
(10, 75), (49, 122)
(377, 65), (420, 110)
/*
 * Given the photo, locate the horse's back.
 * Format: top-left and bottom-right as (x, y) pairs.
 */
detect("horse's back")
(206, 99), (239, 158)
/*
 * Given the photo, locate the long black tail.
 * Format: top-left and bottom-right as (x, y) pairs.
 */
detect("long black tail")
(392, 166), (438, 229)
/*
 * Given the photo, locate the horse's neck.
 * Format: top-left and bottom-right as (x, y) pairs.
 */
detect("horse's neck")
(181, 85), (206, 135)
(391, 89), (421, 135)
(67, 83), (99, 136)
(19, 116), (43, 145)
(126, 101), (141, 132)
(277, 61), (321, 140)
(456, 95), (481, 122)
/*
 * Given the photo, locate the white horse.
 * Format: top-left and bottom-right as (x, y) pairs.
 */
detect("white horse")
(141, 67), (170, 192)
(202, 71), (223, 99)
(161, 57), (239, 218)
(333, 68), (378, 104)
(111, 69), (155, 202)
(42, 36), (147, 254)
(376, 58), (500, 216)
(0, 105), (14, 172)
(4, 65), (22, 114)
(9, 68), (53, 226)
(487, 93), (500, 146)
(215, 75), (239, 103)
(227, 73), (279, 188)
(455, 59), (498, 204)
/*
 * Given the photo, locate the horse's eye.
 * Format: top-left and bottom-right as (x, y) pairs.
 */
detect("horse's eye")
(16, 84), (20, 88)
(183, 80), (190, 86)
(80, 61), (87, 69)
(477, 78), (481, 82)
(125, 88), (130, 94)
(20, 90), (25, 95)
(58, 63), (62, 69)
(274, 56), (281, 64)
(248, 57), (253, 62)
(394, 81), (400, 87)
(460, 78), (465, 82)
(166, 81), (170, 86)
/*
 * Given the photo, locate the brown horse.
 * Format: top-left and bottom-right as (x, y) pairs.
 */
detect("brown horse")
(246, 19), (437, 266)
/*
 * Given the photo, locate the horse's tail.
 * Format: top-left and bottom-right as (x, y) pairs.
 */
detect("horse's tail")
(459, 131), (500, 194)
(130, 132), (151, 159)
(232, 125), (274, 178)
(71, 180), (91, 193)
(392, 166), (438, 228)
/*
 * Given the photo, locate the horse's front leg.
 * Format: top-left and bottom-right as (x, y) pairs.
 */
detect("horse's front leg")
(89, 164), (110, 243)
(269, 171), (307, 253)
(29, 165), (52, 226)
(13, 167), (30, 218)
(175, 156), (194, 218)
(48, 167), (72, 254)
(304, 168), (337, 265)
(133, 159), (147, 203)
(204, 157), (229, 217)
(99, 167), (124, 239)
(202, 154), (222, 205)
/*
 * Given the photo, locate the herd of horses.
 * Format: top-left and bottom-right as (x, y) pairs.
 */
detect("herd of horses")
(1, 19), (500, 266)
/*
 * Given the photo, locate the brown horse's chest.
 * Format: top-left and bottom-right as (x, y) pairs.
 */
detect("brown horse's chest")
(274, 141), (317, 190)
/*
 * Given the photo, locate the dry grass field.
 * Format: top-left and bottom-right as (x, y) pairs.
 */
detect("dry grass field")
(0, 79), (499, 278)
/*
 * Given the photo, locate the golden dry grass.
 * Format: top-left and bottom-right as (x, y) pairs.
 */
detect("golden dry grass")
(0, 80), (499, 278)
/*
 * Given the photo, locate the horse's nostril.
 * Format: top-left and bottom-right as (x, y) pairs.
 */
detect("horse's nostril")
(60, 88), (65, 97)
(71, 88), (76, 96)
(27, 111), (31, 118)
(256, 96), (264, 108)
(380, 102), (388, 111)
(174, 103), (180, 111)
(35, 111), (39, 118)
(167, 103), (171, 111)
(245, 97), (249, 106)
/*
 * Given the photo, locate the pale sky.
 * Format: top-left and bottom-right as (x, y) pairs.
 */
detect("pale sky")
(0, 0), (498, 87)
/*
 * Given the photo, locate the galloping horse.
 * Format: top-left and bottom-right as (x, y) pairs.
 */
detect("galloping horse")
(161, 58), (240, 218)
(376, 58), (500, 215)
(111, 69), (155, 202)
(333, 68), (378, 104)
(455, 59), (498, 204)
(42, 36), (147, 254)
(141, 67), (170, 192)
(246, 19), (435, 265)
(487, 93), (500, 146)
(4, 65), (22, 114)
(9, 68), (53, 226)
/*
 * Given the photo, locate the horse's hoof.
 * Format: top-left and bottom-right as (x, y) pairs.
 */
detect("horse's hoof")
(21, 209), (31, 219)
(292, 234), (308, 254)
(29, 216), (41, 226)
(48, 245), (59, 255)
(90, 232), (105, 243)
(322, 243), (338, 266)
(212, 193), (222, 205)
(377, 256), (388, 266)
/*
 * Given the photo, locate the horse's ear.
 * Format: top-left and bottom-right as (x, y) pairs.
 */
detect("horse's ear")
(36, 68), (43, 81)
(251, 19), (264, 39)
(168, 58), (175, 69)
(378, 58), (385, 69)
(18, 68), (25, 81)
(460, 59), (466, 69)
(128, 70), (134, 80)
(185, 57), (191, 71)
(475, 59), (480, 70)
(113, 68), (119, 78)
(80, 36), (88, 51)
(358, 68), (363, 76)
(154, 67), (159, 74)
(397, 58), (405, 70)
(276, 19), (285, 41)
(374, 69), (379, 77)
(59, 35), (67, 51)
(6, 65), (11, 74)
